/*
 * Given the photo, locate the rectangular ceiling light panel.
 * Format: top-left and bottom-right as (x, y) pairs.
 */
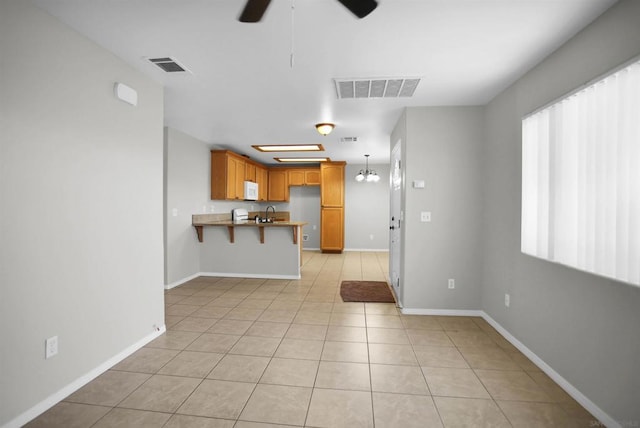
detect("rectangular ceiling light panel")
(334, 77), (421, 99)
(274, 157), (330, 163)
(252, 144), (324, 152)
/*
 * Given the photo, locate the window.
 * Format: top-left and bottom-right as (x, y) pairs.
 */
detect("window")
(522, 58), (640, 287)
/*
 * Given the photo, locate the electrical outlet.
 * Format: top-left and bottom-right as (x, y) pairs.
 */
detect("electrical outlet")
(45, 336), (58, 359)
(303, 234), (309, 241)
(421, 211), (431, 222)
(210, 205), (215, 213)
(312, 225), (317, 230)
(448, 279), (455, 289)
(505, 293), (510, 308)
(171, 208), (178, 217)
(369, 234), (374, 240)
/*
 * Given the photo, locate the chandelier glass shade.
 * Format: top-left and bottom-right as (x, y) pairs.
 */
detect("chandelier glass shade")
(355, 154), (380, 182)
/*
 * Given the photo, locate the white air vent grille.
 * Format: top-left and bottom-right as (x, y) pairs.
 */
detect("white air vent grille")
(147, 57), (189, 73)
(334, 78), (420, 99)
(340, 137), (359, 143)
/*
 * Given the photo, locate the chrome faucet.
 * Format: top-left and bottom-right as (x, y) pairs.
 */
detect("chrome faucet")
(264, 205), (276, 223)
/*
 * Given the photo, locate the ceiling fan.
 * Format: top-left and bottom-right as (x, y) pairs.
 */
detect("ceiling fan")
(239, 0), (378, 23)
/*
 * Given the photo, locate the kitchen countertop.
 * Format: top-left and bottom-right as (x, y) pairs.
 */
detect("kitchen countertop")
(192, 219), (307, 244)
(193, 220), (307, 227)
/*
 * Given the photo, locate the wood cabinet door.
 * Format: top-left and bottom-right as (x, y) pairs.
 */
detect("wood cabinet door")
(226, 156), (238, 199)
(256, 166), (268, 201)
(321, 207), (344, 251)
(305, 169), (321, 185)
(235, 159), (246, 199)
(245, 162), (256, 182)
(268, 169), (288, 201)
(320, 162), (345, 207)
(210, 151), (228, 200)
(288, 169), (304, 186)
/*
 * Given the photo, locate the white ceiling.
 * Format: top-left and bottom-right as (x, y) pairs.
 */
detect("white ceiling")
(33, 0), (616, 165)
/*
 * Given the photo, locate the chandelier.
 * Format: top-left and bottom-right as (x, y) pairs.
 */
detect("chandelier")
(355, 154), (380, 182)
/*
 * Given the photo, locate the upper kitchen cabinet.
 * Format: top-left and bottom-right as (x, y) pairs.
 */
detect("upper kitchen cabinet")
(268, 169), (289, 202)
(245, 161), (257, 182)
(320, 161), (346, 253)
(320, 162), (345, 207)
(288, 168), (320, 186)
(210, 150), (247, 200)
(256, 165), (268, 201)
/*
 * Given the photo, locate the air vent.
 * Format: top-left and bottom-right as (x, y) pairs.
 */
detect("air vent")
(334, 78), (421, 99)
(148, 57), (188, 73)
(340, 137), (359, 143)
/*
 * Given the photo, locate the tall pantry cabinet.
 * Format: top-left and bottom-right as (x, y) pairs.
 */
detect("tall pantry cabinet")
(320, 161), (346, 253)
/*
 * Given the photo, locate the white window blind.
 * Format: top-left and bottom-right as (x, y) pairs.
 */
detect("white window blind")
(522, 58), (640, 287)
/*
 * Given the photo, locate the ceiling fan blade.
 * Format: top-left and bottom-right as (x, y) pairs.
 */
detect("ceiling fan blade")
(239, 0), (272, 23)
(336, 0), (378, 19)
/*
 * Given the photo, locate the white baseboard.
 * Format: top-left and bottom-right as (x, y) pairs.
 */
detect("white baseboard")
(198, 271), (301, 280)
(164, 272), (201, 290)
(165, 271), (301, 288)
(401, 308), (483, 317)
(3, 326), (166, 428)
(480, 312), (619, 428)
(397, 308), (618, 427)
(344, 248), (389, 252)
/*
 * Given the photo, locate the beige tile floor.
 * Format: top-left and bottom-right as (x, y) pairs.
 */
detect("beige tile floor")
(27, 251), (601, 427)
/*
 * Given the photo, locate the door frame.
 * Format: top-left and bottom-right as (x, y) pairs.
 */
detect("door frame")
(389, 139), (403, 306)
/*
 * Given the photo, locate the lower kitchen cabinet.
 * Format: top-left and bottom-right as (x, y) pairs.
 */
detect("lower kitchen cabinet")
(320, 162), (345, 253)
(320, 207), (344, 252)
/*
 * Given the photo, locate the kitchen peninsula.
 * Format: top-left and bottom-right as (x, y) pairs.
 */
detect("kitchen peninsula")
(192, 212), (306, 279)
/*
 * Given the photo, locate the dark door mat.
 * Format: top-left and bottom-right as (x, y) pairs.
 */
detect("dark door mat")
(340, 280), (396, 303)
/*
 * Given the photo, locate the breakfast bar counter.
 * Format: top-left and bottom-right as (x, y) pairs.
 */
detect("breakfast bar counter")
(192, 213), (306, 279)
(192, 220), (307, 244)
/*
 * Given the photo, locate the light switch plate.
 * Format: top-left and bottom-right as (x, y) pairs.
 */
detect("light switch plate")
(413, 180), (425, 188)
(421, 211), (431, 222)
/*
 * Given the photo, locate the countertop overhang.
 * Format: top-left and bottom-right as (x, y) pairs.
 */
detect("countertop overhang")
(192, 220), (307, 244)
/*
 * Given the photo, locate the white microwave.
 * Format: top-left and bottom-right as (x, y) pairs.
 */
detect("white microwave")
(243, 181), (258, 201)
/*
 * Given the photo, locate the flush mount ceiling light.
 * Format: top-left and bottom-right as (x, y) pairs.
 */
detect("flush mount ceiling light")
(355, 154), (380, 183)
(315, 123), (335, 136)
(252, 144), (325, 152)
(274, 157), (331, 163)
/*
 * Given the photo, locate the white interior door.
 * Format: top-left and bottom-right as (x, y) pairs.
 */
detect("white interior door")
(389, 141), (402, 305)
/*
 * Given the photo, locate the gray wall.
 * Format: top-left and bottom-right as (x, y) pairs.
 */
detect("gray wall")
(0, 1), (165, 425)
(199, 226), (301, 278)
(344, 163), (390, 251)
(481, 0), (640, 423)
(288, 186), (321, 249)
(395, 107), (485, 311)
(164, 129), (260, 285)
(164, 127), (210, 285)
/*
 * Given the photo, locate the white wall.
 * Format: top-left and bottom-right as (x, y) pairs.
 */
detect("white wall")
(395, 107), (485, 311)
(344, 163), (390, 251)
(0, 1), (165, 425)
(481, 1), (640, 423)
(164, 127), (210, 285)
